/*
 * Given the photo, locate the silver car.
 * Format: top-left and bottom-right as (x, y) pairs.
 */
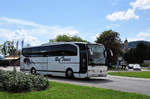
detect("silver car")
(128, 64), (141, 70)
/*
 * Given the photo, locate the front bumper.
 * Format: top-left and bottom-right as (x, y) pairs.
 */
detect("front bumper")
(88, 72), (107, 77)
(87, 66), (107, 77)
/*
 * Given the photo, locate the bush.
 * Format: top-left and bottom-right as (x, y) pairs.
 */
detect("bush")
(0, 70), (49, 93)
(140, 63), (149, 67)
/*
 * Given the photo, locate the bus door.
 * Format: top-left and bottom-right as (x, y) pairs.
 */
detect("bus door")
(76, 43), (88, 74)
(79, 50), (88, 73)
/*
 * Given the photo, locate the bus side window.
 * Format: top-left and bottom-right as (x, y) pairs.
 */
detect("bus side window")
(22, 48), (32, 57)
(31, 47), (40, 57)
(49, 44), (77, 56)
(50, 45), (64, 56)
(63, 44), (77, 56)
(39, 46), (48, 57)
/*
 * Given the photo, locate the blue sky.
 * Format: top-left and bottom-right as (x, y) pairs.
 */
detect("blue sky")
(0, 0), (150, 46)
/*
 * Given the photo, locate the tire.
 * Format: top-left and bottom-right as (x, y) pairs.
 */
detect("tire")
(31, 68), (36, 75)
(66, 69), (74, 78)
(14, 60), (20, 66)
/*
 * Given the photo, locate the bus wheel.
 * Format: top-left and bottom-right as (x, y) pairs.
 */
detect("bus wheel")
(31, 68), (36, 75)
(66, 69), (74, 78)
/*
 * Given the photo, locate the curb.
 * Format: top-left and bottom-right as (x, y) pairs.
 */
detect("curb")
(108, 75), (150, 81)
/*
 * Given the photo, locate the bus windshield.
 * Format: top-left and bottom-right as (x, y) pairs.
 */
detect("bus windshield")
(88, 44), (106, 65)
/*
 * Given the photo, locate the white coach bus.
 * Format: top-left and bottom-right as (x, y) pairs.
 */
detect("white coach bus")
(20, 42), (108, 78)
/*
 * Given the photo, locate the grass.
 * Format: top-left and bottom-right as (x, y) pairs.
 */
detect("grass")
(0, 82), (150, 99)
(109, 71), (150, 78)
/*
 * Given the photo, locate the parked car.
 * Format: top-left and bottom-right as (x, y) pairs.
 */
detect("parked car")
(133, 64), (141, 70)
(128, 64), (134, 69)
(128, 64), (141, 70)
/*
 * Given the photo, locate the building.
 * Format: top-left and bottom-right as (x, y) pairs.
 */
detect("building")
(124, 39), (128, 52)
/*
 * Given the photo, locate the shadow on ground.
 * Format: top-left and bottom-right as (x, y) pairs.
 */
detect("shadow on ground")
(46, 75), (113, 84)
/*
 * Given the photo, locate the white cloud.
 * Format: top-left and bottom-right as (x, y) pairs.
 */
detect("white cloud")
(106, 0), (150, 21)
(128, 37), (145, 41)
(130, 0), (150, 10)
(0, 17), (80, 46)
(0, 29), (41, 46)
(137, 32), (150, 37)
(0, 17), (43, 27)
(128, 31), (150, 41)
(106, 9), (139, 21)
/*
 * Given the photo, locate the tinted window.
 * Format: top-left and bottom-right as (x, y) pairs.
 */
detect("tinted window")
(75, 43), (87, 51)
(63, 44), (77, 56)
(50, 45), (63, 56)
(39, 46), (48, 52)
(31, 47), (40, 57)
(22, 48), (32, 57)
(22, 44), (77, 57)
(50, 44), (77, 56)
(32, 47), (40, 53)
(22, 46), (49, 57)
(39, 46), (49, 57)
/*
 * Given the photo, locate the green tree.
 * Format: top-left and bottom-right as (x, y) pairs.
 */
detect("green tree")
(49, 35), (87, 42)
(124, 42), (149, 64)
(124, 48), (137, 63)
(95, 30), (122, 65)
(148, 45), (150, 59)
(136, 42), (149, 60)
(0, 41), (16, 56)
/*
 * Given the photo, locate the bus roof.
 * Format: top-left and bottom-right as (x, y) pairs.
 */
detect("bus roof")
(23, 42), (103, 49)
(42, 42), (89, 45)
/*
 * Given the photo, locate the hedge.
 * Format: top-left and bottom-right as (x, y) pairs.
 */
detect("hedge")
(0, 70), (49, 93)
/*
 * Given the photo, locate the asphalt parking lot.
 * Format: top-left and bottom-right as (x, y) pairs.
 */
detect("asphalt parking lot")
(1, 66), (150, 96)
(47, 75), (150, 96)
